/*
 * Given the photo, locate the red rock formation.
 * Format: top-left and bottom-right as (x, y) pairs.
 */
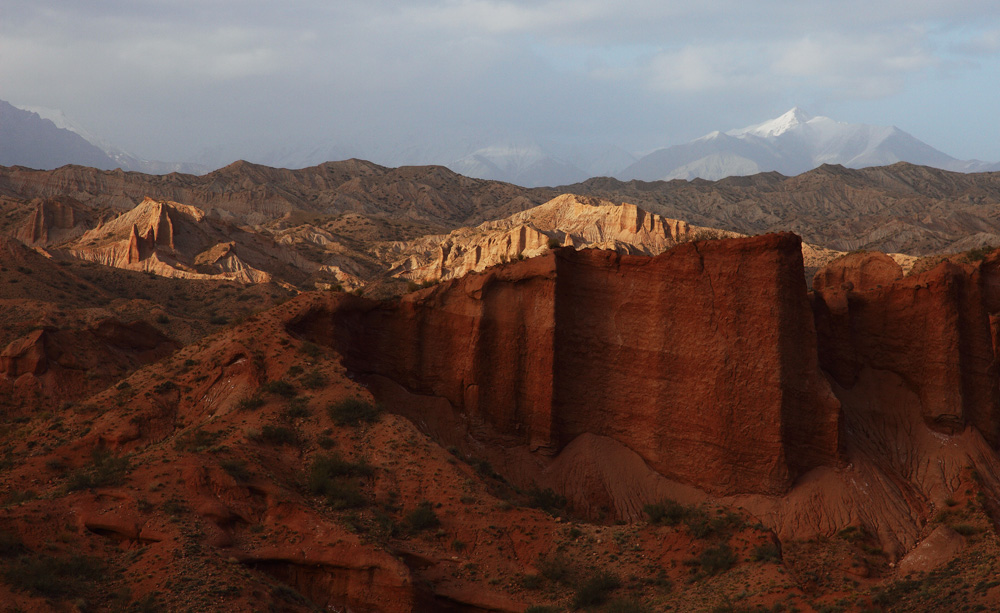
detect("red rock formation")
(0, 319), (179, 407)
(812, 251), (902, 292)
(813, 259), (1000, 441)
(14, 196), (96, 245)
(292, 233), (841, 496)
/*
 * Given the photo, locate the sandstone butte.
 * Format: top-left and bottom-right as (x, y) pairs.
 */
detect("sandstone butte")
(290, 234), (1000, 557)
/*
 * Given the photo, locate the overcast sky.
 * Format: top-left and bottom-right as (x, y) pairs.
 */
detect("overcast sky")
(3, 0), (1000, 164)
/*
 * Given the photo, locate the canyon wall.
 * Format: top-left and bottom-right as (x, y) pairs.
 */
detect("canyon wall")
(293, 233), (841, 496)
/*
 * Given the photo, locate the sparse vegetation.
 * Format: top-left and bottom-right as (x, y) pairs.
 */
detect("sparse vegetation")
(2, 553), (104, 598)
(174, 428), (221, 453)
(572, 570), (621, 609)
(308, 453), (374, 509)
(698, 543), (738, 575)
(537, 553), (575, 585)
(751, 541), (782, 563)
(249, 424), (298, 446)
(965, 244), (994, 262)
(262, 380), (297, 398)
(527, 487), (567, 515)
(66, 447), (130, 491)
(327, 397), (381, 427)
(237, 394), (265, 411)
(301, 368), (327, 389)
(644, 499), (689, 526)
(406, 501), (441, 532)
(220, 458), (251, 481)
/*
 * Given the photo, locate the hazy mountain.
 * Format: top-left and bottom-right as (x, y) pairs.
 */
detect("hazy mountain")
(17, 104), (209, 175)
(620, 108), (1000, 181)
(0, 101), (117, 170)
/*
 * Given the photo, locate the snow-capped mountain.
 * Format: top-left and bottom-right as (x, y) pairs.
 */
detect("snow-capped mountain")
(619, 108), (1000, 181)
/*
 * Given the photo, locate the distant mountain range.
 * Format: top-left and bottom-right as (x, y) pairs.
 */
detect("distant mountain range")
(2, 101), (208, 175)
(618, 107), (1000, 181)
(1, 99), (998, 185)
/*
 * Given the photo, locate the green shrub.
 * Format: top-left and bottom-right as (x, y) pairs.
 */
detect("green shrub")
(283, 397), (311, 419)
(699, 543), (737, 575)
(0, 531), (25, 558)
(327, 398), (381, 427)
(300, 341), (323, 358)
(308, 453), (374, 509)
(572, 571), (621, 609)
(751, 542), (781, 563)
(605, 599), (651, 613)
(406, 501), (441, 532)
(520, 574), (544, 590)
(153, 380), (177, 394)
(263, 380), (297, 398)
(237, 395), (265, 411)
(301, 369), (327, 390)
(685, 508), (744, 540)
(66, 447), (129, 491)
(966, 245), (994, 262)
(174, 428), (221, 453)
(537, 553), (574, 585)
(527, 487), (567, 515)
(952, 524), (982, 536)
(220, 458), (251, 482)
(251, 425), (298, 446)
(2, 553), (104, 597)
(644, 499), (689, 526)
(471, 457), (501, 480)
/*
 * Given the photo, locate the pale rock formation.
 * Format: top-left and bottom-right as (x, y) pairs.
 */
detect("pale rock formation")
(383, 194), (740, 282)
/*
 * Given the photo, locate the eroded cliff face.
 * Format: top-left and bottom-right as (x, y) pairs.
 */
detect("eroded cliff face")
(0, 319), (179, 409)
(291, 233), (841, 497)
(287, 232), (1000, 558)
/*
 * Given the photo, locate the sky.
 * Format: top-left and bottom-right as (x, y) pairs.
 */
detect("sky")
(3, 0), (1000, 165)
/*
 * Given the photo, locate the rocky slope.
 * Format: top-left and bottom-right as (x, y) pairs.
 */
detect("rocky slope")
(569, 163), (1000, 255)
(0, 160), (552, 227)
(6, 160), (1000, 257)
(5, 233), (1000, 610)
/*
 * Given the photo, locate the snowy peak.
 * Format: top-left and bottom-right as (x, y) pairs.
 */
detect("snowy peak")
(728, 107), (814, 138)
(616, 107), (993, 182)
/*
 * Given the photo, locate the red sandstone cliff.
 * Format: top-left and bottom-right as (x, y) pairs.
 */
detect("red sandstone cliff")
(291, 233), (841, 497)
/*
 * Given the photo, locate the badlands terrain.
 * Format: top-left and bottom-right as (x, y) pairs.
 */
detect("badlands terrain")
(4, 160), (1000, 611)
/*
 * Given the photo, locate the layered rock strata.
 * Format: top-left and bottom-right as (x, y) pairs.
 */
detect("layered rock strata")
(292, 233), (842, 496)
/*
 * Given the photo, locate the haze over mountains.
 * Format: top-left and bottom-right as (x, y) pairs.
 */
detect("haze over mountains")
(4, 99), (998, 186)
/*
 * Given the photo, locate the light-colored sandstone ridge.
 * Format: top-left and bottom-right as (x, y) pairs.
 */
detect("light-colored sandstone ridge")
(378, 194), (916, 286)
(382, 194), (741, 282)
(55, 197), (358, 288)
(293, 233), (842, 497)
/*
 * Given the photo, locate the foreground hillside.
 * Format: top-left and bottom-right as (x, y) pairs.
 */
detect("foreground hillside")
(4, 232), (1000, 611)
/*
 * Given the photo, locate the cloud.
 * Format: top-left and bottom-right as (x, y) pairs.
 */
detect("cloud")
(953, 28), (1000, 55)
(2, 0), (1000, 161)
(772, 29), (937, 98)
